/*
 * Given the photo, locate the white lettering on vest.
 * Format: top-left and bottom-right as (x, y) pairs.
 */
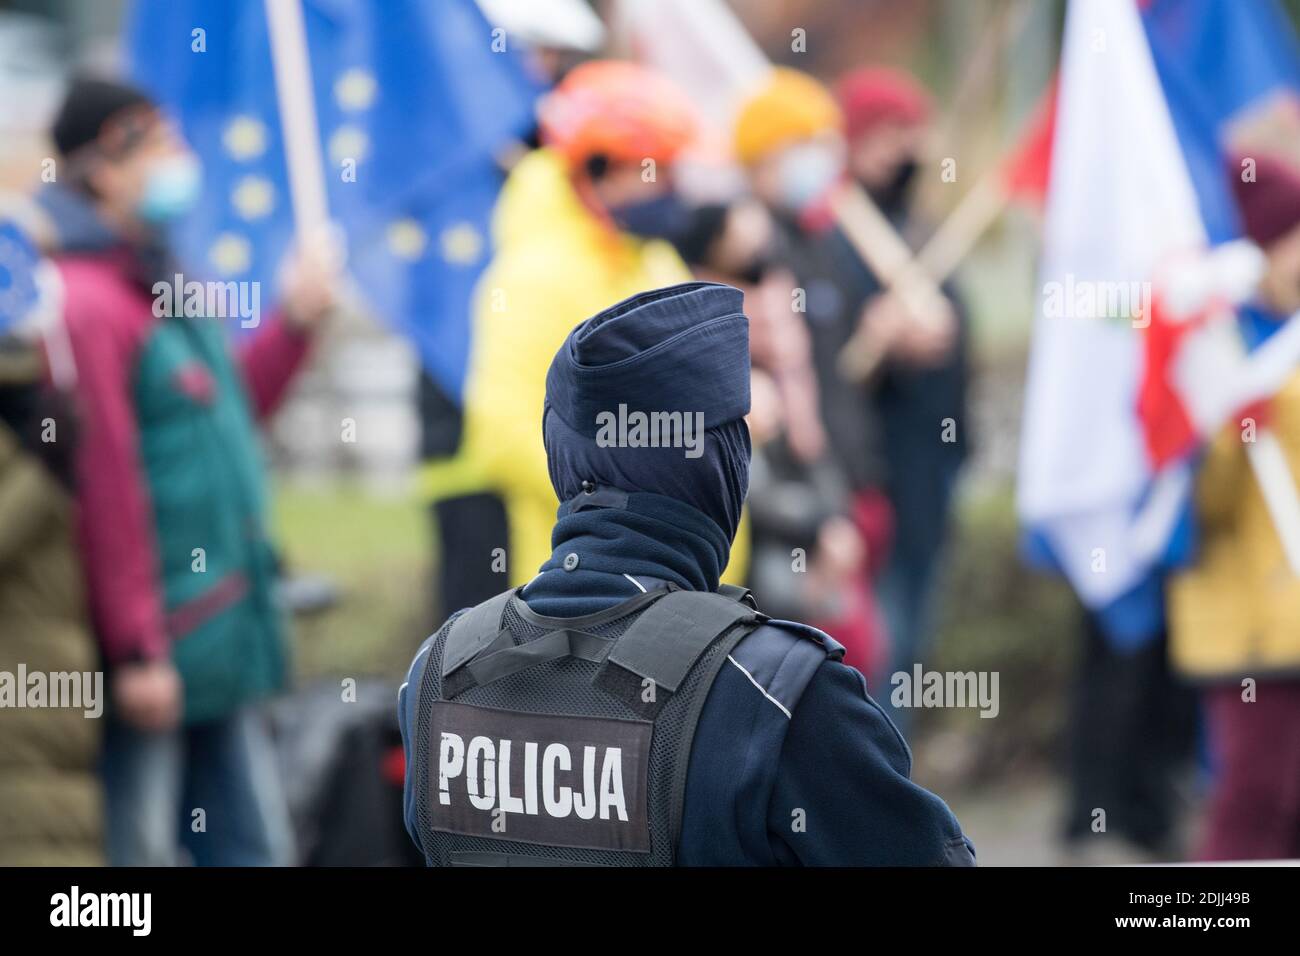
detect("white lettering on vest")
(439, 732), (630, 822)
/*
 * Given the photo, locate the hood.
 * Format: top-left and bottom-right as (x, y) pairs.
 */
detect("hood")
(36, 182), (174, 288)
(35, 183), (121, 256)
(543, 282), (752, 544)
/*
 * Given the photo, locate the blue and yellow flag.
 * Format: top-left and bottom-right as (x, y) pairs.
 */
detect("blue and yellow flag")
(125, 0), (542, 399)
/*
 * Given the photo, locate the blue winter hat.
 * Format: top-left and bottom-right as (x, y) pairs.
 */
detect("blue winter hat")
(543, 282), (752, 541)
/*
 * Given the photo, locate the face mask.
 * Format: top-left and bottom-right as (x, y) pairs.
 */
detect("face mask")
(736, 253), (774, 286)
(607, 193), (694, 243)
(776, 143), (842, 212)
(136, 153), (202, 225)
(865, 157), (919, 214)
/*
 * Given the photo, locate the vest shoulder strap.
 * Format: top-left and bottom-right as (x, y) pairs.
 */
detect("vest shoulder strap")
(714, 582), (757, 608)
(441, 588), (516, 678)
(603, 589), (760, 696)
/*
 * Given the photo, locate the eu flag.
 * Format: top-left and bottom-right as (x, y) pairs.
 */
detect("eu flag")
(0, 220), (40, 335)
(125, 0), (541, 399)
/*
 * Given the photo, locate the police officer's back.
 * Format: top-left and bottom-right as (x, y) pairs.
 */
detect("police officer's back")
(399, 282), (975, 866)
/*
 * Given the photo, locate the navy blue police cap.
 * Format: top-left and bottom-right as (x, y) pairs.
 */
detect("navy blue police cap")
(544, 281), (751, 438)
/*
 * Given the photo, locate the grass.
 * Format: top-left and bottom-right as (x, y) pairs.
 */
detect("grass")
(272, 481), (432, 684)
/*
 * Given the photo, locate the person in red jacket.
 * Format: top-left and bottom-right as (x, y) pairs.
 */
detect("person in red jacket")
(40, 76), (337, 865)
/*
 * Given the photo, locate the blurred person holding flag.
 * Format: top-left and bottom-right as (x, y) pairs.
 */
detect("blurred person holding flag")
(1168, 155), (1300, 861)
(834, 67), (970, 717)
(1136, 0), (1300, 860)
(37, 76), (338, 866)
(123, 0), (543, 628)
(125, 0), (539, 396)
(1017, 0), (1300, 858)
(424, 59), (750, 595)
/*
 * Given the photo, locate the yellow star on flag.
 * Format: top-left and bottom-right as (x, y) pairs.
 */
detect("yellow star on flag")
(222, 116), (267, 161)
(329, 125), (370, 166)
(386, 219), (428, 261)
(231, 176), (276, 221)
(440, 222), (484, 265)
(209, 233), (252, 276)
(335, 68), (378, 111)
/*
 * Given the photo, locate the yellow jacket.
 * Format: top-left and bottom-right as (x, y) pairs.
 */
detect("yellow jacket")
(1169, 371), (1300, 680)
(423, 149), (749, 587)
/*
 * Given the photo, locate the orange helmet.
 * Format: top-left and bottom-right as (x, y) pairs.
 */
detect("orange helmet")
(538, 60), (699, 169)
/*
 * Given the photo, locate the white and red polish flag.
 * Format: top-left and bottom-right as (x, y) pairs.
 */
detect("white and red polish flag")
(1016, 0), (1300, 644)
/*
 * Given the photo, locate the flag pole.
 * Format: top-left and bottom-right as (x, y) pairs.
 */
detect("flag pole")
(928, 0), (1034, 158)
(264, 0), (330, 238)
(1247, 429), (1300, 577)
(1238, 306), (1300, 577)
(831, 183), (953, 380)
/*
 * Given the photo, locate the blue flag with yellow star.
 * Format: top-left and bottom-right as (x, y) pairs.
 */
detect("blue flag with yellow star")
(0, 220), (41, 335)
(125, 0), (541, 399)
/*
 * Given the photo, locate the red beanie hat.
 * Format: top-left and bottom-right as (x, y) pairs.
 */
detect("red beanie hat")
(835, 67), (932, 143)
(1231, 153), (1300, 247)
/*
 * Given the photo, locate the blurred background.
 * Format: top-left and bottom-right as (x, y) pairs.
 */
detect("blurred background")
(2, 0), (1298, 867)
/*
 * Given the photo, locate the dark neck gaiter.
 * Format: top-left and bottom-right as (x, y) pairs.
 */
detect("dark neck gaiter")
(520, 487), (731, 619)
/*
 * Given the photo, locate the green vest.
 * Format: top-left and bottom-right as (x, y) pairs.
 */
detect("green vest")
(133, 315), (287, 722)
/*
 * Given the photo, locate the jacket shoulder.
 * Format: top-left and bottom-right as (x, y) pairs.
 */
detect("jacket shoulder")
(55, 256), (151, 338)
(725, 618), (844, 720)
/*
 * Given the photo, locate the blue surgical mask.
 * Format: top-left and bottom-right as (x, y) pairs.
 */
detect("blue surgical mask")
(776, 143), (842, 212)
(136, 154), (202, 225)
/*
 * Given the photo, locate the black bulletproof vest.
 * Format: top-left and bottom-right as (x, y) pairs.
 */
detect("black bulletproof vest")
(410, 583), (763, 866)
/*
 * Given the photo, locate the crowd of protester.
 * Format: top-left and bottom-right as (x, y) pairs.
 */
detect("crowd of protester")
(423, 60), (969, 715)
(4, 8), (1298, 867)
(0, 53), (969, 866)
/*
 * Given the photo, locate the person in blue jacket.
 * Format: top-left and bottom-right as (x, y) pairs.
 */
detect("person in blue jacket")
(399, 281), (974, 866)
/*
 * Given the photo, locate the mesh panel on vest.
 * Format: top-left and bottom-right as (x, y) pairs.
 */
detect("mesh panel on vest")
(414, 596), (744, 866)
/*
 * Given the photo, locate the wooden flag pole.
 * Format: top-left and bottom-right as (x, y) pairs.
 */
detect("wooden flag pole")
(916, 174), (1012, 281)
(831, 182), (953, 381)
(264, 0), (330, 239)
(1232, 304), (1300, 577)
(927, 0), (1034, 176)
(1247, 428), (1300, 577)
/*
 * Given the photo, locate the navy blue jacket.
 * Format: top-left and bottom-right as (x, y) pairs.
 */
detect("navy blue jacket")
(399, 531), (975, 866)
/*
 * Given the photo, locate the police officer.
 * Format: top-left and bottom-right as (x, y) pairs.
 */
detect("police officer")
(399, 281), (975, 866)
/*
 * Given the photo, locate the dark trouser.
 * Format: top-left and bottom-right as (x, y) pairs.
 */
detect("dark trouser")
(873, 547), (941, 734)
(1062, 613), (1197, 853)
(430, 492), (510, 622)
(1200, 679), (1300, 861)
(102, 707), (293, 866)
